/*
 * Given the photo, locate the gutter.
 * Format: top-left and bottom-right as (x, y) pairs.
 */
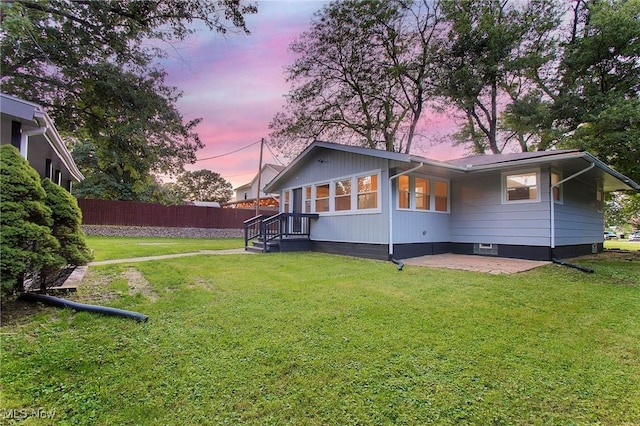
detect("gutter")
(550, 162), (595, 249)
(388, 162), (424, 259)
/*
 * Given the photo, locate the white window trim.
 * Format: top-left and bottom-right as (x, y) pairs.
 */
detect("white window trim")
(396, 174), (450, 214)
(282, 189), (291, 213)
(596, 182), (604, 213)
(303, 186), (312, 213)
(284, 169), (382, 216)
(502, 168), (541, 204)
(551, 169), (563, 205)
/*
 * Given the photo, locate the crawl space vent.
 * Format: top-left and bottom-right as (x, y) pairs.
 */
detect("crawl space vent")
(474, 243), (498, 256)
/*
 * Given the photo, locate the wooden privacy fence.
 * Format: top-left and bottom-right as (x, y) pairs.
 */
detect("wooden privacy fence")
(78, 199), (273, 229)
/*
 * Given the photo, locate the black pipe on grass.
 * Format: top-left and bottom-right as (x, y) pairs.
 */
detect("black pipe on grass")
(552, 258), (594, 274)
(391, 257), (404, 271)
(19, 292), (148, 322)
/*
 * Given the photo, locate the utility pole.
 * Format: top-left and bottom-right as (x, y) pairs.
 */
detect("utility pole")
(255, 137), (264, 216)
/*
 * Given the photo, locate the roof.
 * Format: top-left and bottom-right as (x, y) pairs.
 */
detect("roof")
(265, 141), (639, 192)
(1, 92), (84, 182)
(445, 149), (582, 167)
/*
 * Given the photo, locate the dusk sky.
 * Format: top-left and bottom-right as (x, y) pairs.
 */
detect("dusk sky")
(160, 0), (464, 191)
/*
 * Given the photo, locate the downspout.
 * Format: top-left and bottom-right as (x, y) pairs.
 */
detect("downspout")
(20, 126), (47, 159)
(550, 162), (595, 251)
(388, 162), (424, 262)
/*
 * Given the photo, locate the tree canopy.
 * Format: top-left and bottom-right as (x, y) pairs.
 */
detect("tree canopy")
(173, 169), (234, 203)
(0, 0), (257, 199)
(270, 0), (639, 185)
(270, 0), (444, 158)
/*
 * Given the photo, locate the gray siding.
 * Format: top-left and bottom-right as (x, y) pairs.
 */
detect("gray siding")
(310, 213), (388, 244)
(450, 169), (551, 246)
(273, 148), (607, 254)
(277, 148), (387, 188)
(393, 210), (450, 243)
(554, 178), (603, 245)
(278, 148), (391, 245)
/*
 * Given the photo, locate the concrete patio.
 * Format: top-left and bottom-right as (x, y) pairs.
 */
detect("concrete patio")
(401, 253), (550, 275)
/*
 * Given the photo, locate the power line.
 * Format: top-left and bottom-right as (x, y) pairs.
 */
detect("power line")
(195, 139), (262, 162)
(264, 139), (285, 165)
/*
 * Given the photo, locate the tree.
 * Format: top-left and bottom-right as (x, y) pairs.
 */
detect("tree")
(570, 98), (640, 185)
(436, 0), (561, 154)
(552, 0), (640, 184)
(606, 192), (640, 230)
(270, 0), (444, 157)
(41, 178), (93, 268)
(0, 146), (61, 299)
(0, 0), (257, 199)
(175, 170), (233, 203)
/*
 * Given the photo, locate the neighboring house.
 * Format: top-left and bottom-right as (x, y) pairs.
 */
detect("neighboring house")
(1, 93), (83, 190)
(226, 163), (285, 209)
(261, 140), (639, 261)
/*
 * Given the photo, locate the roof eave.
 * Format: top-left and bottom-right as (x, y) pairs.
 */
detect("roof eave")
(42, 113), (85, 182)
(462, 151), (639, 191)
(264, 141), (413, 192)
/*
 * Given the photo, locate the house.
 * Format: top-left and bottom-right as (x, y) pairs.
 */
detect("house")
(225, 163), (285, 209)
(1, 93), (83, 190)
(256, 140), (639, 261)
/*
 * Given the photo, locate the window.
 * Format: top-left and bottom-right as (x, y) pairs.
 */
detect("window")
(398, 175), (410, 209)
(434, 180), (448, 212)
(415, 177), (430, 210)
(504, 171), (539, 202)
(304, 186), (312, 213)
(287, 170), (381, 215)
(45, 159), (52, 180)
(315, 183), (330, 212)
(335, 179), (351, 211)
(596, 183), (603, 212)
(396, 175), (449, 213)
(283, 190), (290, 212)
(357, 174), (378, 210)
(551, 171), (562, 203)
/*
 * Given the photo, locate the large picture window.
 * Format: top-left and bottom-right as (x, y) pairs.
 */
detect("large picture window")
(283, 190), (290, 213)
(434, 181), (448, 212)
(304, 186), (312, 212)
(315, 183), (330, 212)
(503, 170), (539, 203)
(415, 177), (430, 210)
(396, 175), (448, 213)
(398, 175), (410, 209)
(335, 179), (352, 211)
(357, 174), (378, 210)
(289, 170), (381, 215)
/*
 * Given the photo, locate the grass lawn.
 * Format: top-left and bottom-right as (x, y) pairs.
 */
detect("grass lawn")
(85, 236), (244, 261)
(1, 241), (639, 425)
(604, 239), (640, 251)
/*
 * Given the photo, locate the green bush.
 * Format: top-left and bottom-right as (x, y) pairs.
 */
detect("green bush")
(41, 178), (93, 268)
(0, 145), (62, 298)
